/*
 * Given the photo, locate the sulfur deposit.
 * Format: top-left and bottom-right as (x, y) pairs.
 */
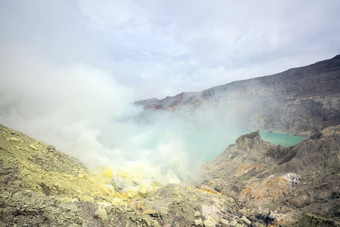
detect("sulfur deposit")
(0, 124), (163, 226)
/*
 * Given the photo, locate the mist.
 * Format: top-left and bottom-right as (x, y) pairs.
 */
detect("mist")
(0, 53), (253, 190)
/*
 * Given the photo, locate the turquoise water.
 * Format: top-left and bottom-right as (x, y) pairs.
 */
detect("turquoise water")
(199, 131), (307, 161)
(137, 117), (307, 163)
(184, 130), (243, 162)
(261, 132), (307, 146)
(175, 131), (307, 162)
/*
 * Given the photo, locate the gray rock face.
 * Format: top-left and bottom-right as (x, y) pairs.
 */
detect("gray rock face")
(137, 55), (340, 136)
(202, 125), (340, 226)
(140, 184), (240, 226)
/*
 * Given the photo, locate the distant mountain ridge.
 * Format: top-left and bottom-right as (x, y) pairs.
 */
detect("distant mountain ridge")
(137, 55), (340, 135)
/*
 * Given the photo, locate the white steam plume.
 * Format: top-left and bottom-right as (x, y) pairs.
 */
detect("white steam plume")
(0, 55), (205, 187)
(0, 50), (250, 189)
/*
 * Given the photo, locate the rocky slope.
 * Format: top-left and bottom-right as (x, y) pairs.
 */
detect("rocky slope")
(202, 125), (340, 226)
(0, 124), (160, 226)
(137, 55), (340, 136)
(0, 124), (260, 227)
(1, 123), (339, 226)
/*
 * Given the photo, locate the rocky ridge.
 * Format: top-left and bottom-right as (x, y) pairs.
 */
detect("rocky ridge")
(203, 125), (340, 226)
(137, 55), (340, 136)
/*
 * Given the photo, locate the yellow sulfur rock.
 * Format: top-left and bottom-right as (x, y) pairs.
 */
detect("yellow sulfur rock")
(127, 190), (138, 199)
(100, 166), (114, 179)
(8, 137), (20, 142)
(139, 184), (147, 195)
(111, 197), (125, 207)
(29, 144), (38, 150)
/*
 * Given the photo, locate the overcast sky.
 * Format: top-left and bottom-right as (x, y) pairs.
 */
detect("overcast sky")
(1, 0), (340, 99)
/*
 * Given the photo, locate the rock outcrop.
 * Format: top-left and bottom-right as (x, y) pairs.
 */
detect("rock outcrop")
(202, 125), (340, 226)
(137, 55), (340, 136)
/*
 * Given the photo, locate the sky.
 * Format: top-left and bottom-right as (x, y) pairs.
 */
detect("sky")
(1, 0), (340, 100)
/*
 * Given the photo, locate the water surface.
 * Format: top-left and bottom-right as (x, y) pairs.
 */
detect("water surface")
(261, 132), (307, 146)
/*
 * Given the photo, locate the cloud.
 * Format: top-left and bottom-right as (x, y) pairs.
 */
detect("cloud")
(76, 0), (340, 98)
(1, 0), (340, 99)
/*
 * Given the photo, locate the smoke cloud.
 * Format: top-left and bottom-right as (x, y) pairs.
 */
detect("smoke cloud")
(0, 48), (253, 190)
(0, 51), (244, 190)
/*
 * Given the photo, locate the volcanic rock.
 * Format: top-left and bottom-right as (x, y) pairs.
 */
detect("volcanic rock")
(202, 126), (340, 226)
